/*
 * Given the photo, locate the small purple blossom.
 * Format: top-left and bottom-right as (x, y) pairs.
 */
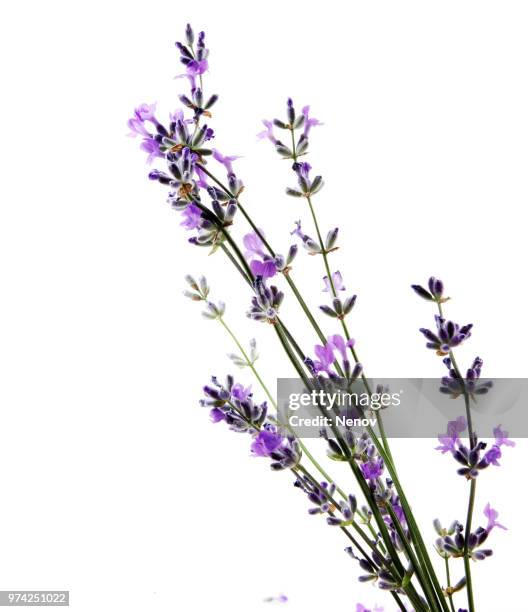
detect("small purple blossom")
(312, 343), (335, 375)
(243, 231), (266, 259)
(251, 425), (284, 457)
(483, 503), (506, 532)
(209, 407), (225, 423)
(231, 383), (252, 402)
(436, 416), (467, 454)
(484, 445), (502, 466)
(301, 105), (322, 136)
(323, 271), (345, 292)
(360, 458), (384, 482)
(493, 425), (515, 448)
(212, 149), (240, 174)
(250, 259), (277, 279)
(257, 119), (277, 143)
(251, 423), (301, 470)
(180, 203), (202, 230)
(139, 137), (163, 164)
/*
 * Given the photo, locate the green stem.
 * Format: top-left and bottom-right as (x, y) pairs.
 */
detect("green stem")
(303, 193), (446, 609)
(444, 557), (456, 612)
(463, 479), (476, 612)
(437, 301), (476, 612)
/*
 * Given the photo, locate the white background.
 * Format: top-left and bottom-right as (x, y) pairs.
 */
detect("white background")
(1, 1), (526, 611)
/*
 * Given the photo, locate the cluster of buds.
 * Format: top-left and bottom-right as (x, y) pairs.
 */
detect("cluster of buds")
(436, 417), (514, 477)
(419, 315), (473, 356)
(165, 116), (215, 157)
(207, 171), (243, 200)
(258, 98), (321, 159)
(294, 476), (340, 516)
(439, 356), (493, 398)
(286, 162), (324, 198)
(346, 546), (407, 594)
(435, 520), (492, 562)
(179, 87), (218, 121)
(175, 25), (210, 89)
(200, 375), (267, 432)
(247, 277), (284, 324)
(183, 275), (226, 320)
(411, 276), (450, 304)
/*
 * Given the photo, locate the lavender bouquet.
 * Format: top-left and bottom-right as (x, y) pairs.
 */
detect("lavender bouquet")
(128, 25), (514, 612)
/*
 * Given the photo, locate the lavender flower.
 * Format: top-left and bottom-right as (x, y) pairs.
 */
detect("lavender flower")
(175, 26), (209, 88)
(360, 458), (384, 483)
(200, 375), (266, 432)
(301, 105), (322, 136)
(132, 28), (515, 612)
(286, 162), (324, 198)
(243, 231), (277, 278)
(308, 334), (362, 382)
(212, 149), (240, 175)
(247, 278), (284, 324)
(440, 356), (493, 398)
(296, 476), (332, 511)
(436, 416), (467, 454)
(484, 425), (515, 466)
(180, 202), (202, 230)
(483, 503), (506, 531)
(251, 423), (301, 470)
(257, 120), (277, 144)
(419, 315), (473, 355)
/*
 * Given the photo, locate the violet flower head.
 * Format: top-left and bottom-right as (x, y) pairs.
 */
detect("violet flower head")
(251, 425), (283, 457)
(247, 277), (284, 323)
(483, 503), (507, 532)
(140, 137), (163, 164)
(436, 416), (467, 454)
(243, 231), (277, 279)
(440, 356), (492, 398)
(180, 202), (202, 230)
(286, 162), (324, 198)
(312, 343), (335, 375)
(257, 120), (277, 144)
(128, 102), (158, 137)
(360, 457), (384, 483)
(212, 149), (240, 175)
(493, 425), (515, 448)
(419, 315), (473, 355)
(308, 335), (361, 381)
(251, 423), (301, 470)
(243, 231), (266, 259)
(301, 105), (322, 137)
(250, 259), (277, 279)
(200, 375), (266, 432)
(484, 425), (515, 466)
(175, 26), (209, 86)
